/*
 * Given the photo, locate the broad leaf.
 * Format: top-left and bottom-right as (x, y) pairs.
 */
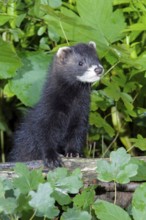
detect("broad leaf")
(8, 51), (52, 106)
(132, 183), (146, 220)
(0, 14), (14, 25)
(73, 187), (95, 209)
(0, 198), (17, 215)
(77, 0), (126, 43)
(130, 134), (146, 151)
(0, 38), (22, 79)
(130, 158), (146, 181)
(93, 199), (131, 220)
(48, 168), (83, 194)
(47, 168), (83, 205)
(13, 163), (44, 194)
(29, 183), (59, 218)
(61, 208), (91, 220)
(97, 148), (138, 183)
(90, 112), (115, 137)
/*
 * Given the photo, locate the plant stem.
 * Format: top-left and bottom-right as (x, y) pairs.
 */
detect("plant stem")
(29, 210), (37, 220)
(59, 19), (70, 45)
(114, 181), (117, 205)
(0, 126), (5, 162)
(102, 132), (119, 158)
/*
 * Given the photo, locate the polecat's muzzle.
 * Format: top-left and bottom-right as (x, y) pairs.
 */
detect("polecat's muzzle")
(94, 65), (104, 75)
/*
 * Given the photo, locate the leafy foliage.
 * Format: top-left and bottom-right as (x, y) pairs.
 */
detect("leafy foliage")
(96, 148), (138, 184)
(7, 51), (52, 106)
(29, 183), (59, 219)
(0, 0), (146, 160)
(93, 199), (131, 220)
(1, 1), (146, 218)
(132, 183), (146, 220)
(0, 150), (146, 219)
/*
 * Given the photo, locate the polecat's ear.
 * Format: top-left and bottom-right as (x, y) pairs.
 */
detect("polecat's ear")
(56, 46), (72, 62)
(88, 41), (96, 50)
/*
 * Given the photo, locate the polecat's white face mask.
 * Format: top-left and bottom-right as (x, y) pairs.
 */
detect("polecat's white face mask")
(77, 64), (104, 83)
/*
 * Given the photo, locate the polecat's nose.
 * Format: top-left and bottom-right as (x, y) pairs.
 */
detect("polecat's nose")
(94, 65), (104, 75)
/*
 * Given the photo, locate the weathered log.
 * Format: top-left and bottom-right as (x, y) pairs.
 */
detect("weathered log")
(0, 157), (143, 188)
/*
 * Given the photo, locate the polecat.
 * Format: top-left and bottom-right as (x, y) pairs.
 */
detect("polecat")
(8, 42), (104, 168)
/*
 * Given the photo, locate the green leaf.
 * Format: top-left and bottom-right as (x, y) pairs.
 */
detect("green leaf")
(48, 168), (83, 194)
(77, 0), (126, 43)
(73, 187), (95, 210)
(120, 92), (133, 110)
(48, 26), (60, 42)
(47, 168), (83, 205)
(93, 199), (131, 220)
(130, 158), (146, 181)
(48, 0), (62, 8)
(61, 208), (91, 220)
(0, 14), (14, 25)
(132, 183), (146, 220)
(8, 51), (52, 106)
(130, 134), (146, 151)
(90, 90), (113, 111)
(29, 183), (59, 218)
(104, 83), (121, 101)
(0, 180), (5, 198)
(37, 26), (46, 36)
(110, 147), (130, 168)
(96, 148), (138, 183)
(0, 198), (17, 215)
(53, 190), (71, 205)
(13, 163), (44, 194)
(0, 38), (22, 79)
(90, 112), (115, 137)
(42, 2), (125, 56)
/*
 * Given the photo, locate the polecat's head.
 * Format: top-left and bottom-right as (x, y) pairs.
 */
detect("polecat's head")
(55, 41), (104, 83)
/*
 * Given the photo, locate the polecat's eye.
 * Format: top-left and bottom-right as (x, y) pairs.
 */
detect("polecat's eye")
(79, 61), (84, 66)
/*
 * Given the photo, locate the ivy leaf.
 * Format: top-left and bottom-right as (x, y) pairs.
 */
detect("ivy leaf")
(93, 199), (131, 220)
(96, 148), (138, 183)
(29, 183), (59, 219)
(61, 208), (91, 220)
(132, 183), (146, 220)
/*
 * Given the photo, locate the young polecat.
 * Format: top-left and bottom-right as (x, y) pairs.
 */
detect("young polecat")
(8, 42), (104, 167)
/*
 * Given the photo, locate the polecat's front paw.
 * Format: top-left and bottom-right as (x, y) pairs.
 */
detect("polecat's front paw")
(65, 152), (82, 158)
(43, 151), (63, 168)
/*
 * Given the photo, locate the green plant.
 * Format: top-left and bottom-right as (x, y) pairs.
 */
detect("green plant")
(0, 148), (146, 219)
(0, 0), (146, 158)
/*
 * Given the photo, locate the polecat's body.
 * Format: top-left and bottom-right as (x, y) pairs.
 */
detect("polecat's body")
(8, 42), (104, 167)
